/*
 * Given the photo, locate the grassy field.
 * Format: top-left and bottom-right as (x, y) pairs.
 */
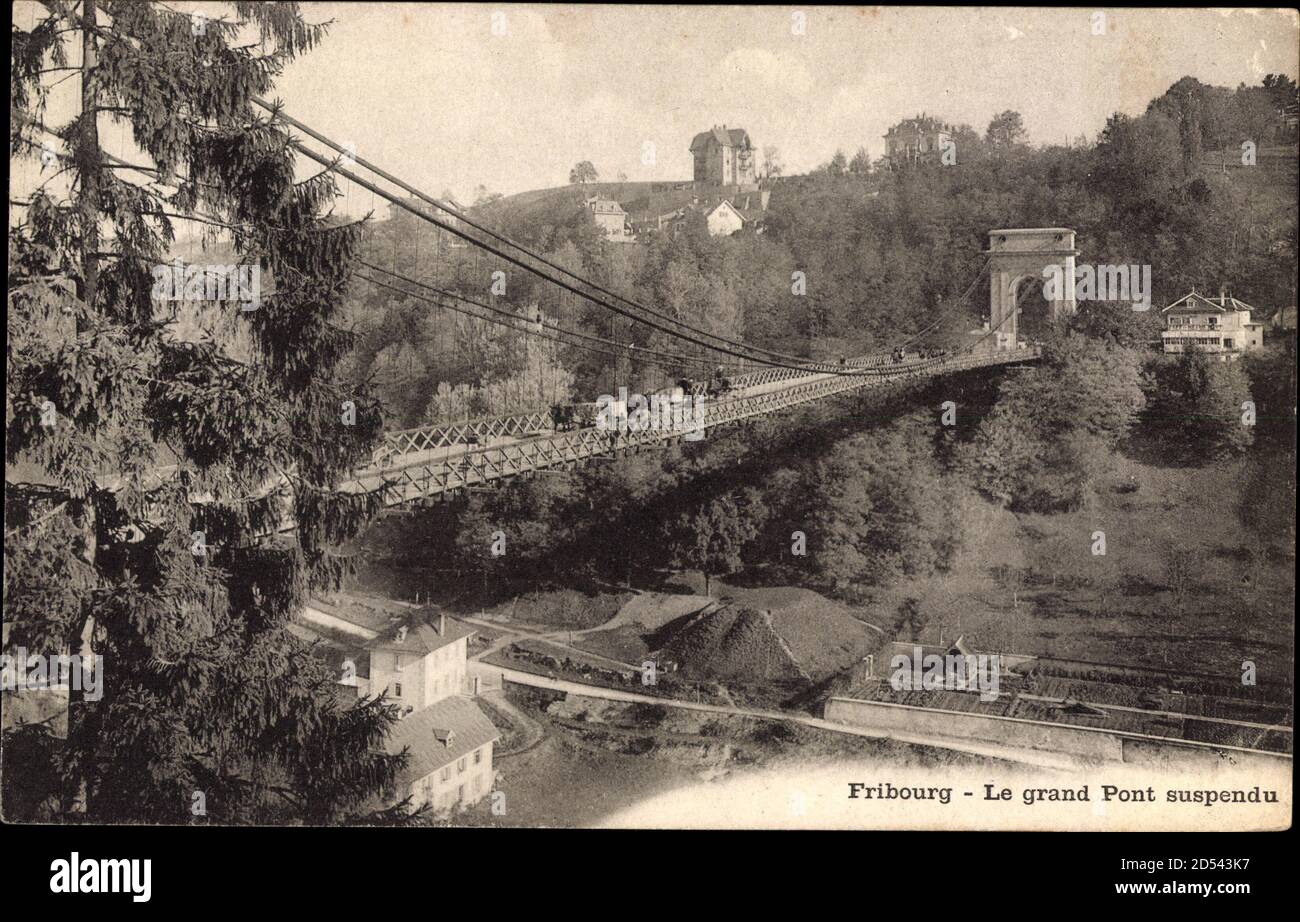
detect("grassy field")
(863, 452), (1294, 683)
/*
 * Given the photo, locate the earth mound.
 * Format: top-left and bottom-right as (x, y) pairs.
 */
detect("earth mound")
(658, 605), (807, 683)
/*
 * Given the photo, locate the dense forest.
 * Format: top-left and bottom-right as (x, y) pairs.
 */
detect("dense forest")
(362, 304), (1295, 611)
(356, 74), (1297, 615)
(344, 74), (1298, 430)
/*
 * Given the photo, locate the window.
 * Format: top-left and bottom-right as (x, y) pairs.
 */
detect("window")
(440, 766), (451, 782)
(458, 757), (467, 773)
(474, 748), (483, 765)
(1224, 339), (1234, 350)
(393, 682), (402, 697)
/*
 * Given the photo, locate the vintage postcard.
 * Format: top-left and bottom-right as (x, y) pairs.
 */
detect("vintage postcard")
(6, 3), (1295, 875)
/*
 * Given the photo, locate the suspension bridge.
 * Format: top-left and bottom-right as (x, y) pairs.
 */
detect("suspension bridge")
(13, 101), (1077, 518)
(287, 101), (1076, 509)
(344, 347), (1041, 507)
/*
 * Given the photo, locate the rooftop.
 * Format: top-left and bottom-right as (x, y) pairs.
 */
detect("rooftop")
(366, 615), (476, 656)
(886, 115), (954, 136)
(1164, 291), (1260, 315)
(689, 126), (752, 151)
(586, 196), (627, 215)
(988, 227), (1076, 236)
(387, 695), (501, 786)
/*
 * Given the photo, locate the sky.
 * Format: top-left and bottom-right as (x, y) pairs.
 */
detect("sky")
(271, 4), (1300, 201)
(12, 3), (1300, 209)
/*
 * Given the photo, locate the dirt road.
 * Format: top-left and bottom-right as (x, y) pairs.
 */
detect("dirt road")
(469, 660), (1084, 771)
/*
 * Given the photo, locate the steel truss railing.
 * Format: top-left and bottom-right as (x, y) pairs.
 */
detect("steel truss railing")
(380, 410), (553, 457)
(376, 353), (912, 462)
(344, 348), (1040, 506)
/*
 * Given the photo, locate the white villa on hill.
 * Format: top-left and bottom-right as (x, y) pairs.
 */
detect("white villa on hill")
(1161, 290), (1266, 358)
(585, 195), (634, 242)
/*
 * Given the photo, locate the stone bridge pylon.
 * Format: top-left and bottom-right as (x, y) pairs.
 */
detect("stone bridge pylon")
(985, 228), (1079, 349)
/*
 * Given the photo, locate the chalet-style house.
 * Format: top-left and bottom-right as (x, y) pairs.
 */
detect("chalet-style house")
(1161, 290), (1266, 358)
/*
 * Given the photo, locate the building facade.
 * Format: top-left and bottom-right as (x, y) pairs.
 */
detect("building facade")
(689, 126), (757, 187)
(295, 600), (500, 817)
(586, 196), (634, 241)
(702, 199), (747, 236)
(882, 116), (954, 170)
(1161, 290), (1266, 357)
(387, 695), (499, 815)
(366, 614), (475, 712)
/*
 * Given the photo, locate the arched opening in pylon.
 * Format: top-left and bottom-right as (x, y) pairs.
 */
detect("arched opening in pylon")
(1013, 276), (1055, 343)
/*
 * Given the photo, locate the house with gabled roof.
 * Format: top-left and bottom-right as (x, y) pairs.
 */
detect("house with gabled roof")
(296, 596), (502, 816)
(1161, 288), (1266, 358)
(297, 599), (478, 710)
(585, 195), (634, 242)
(386, 694), (500, 815)
(366, 613), (477, 712)
(701, 199), (748, 237)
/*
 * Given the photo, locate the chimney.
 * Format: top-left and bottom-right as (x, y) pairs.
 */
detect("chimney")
(395, 625), (408, 644)
(1220, 285), (1227, 303)
(439, 613), (446, 636)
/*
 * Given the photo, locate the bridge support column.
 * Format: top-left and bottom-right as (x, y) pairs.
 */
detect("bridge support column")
(985, 228), (1079, 350)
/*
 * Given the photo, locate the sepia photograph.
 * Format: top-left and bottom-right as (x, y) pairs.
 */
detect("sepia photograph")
(4, 1), (1296, 899)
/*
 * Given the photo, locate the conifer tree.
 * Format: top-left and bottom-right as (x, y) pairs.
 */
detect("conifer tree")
(8, 1), (421, 824)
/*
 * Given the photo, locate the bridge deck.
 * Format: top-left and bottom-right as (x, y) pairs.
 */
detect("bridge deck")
(345, 348), (1040, 507)
(7, 348), (1038, 520)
